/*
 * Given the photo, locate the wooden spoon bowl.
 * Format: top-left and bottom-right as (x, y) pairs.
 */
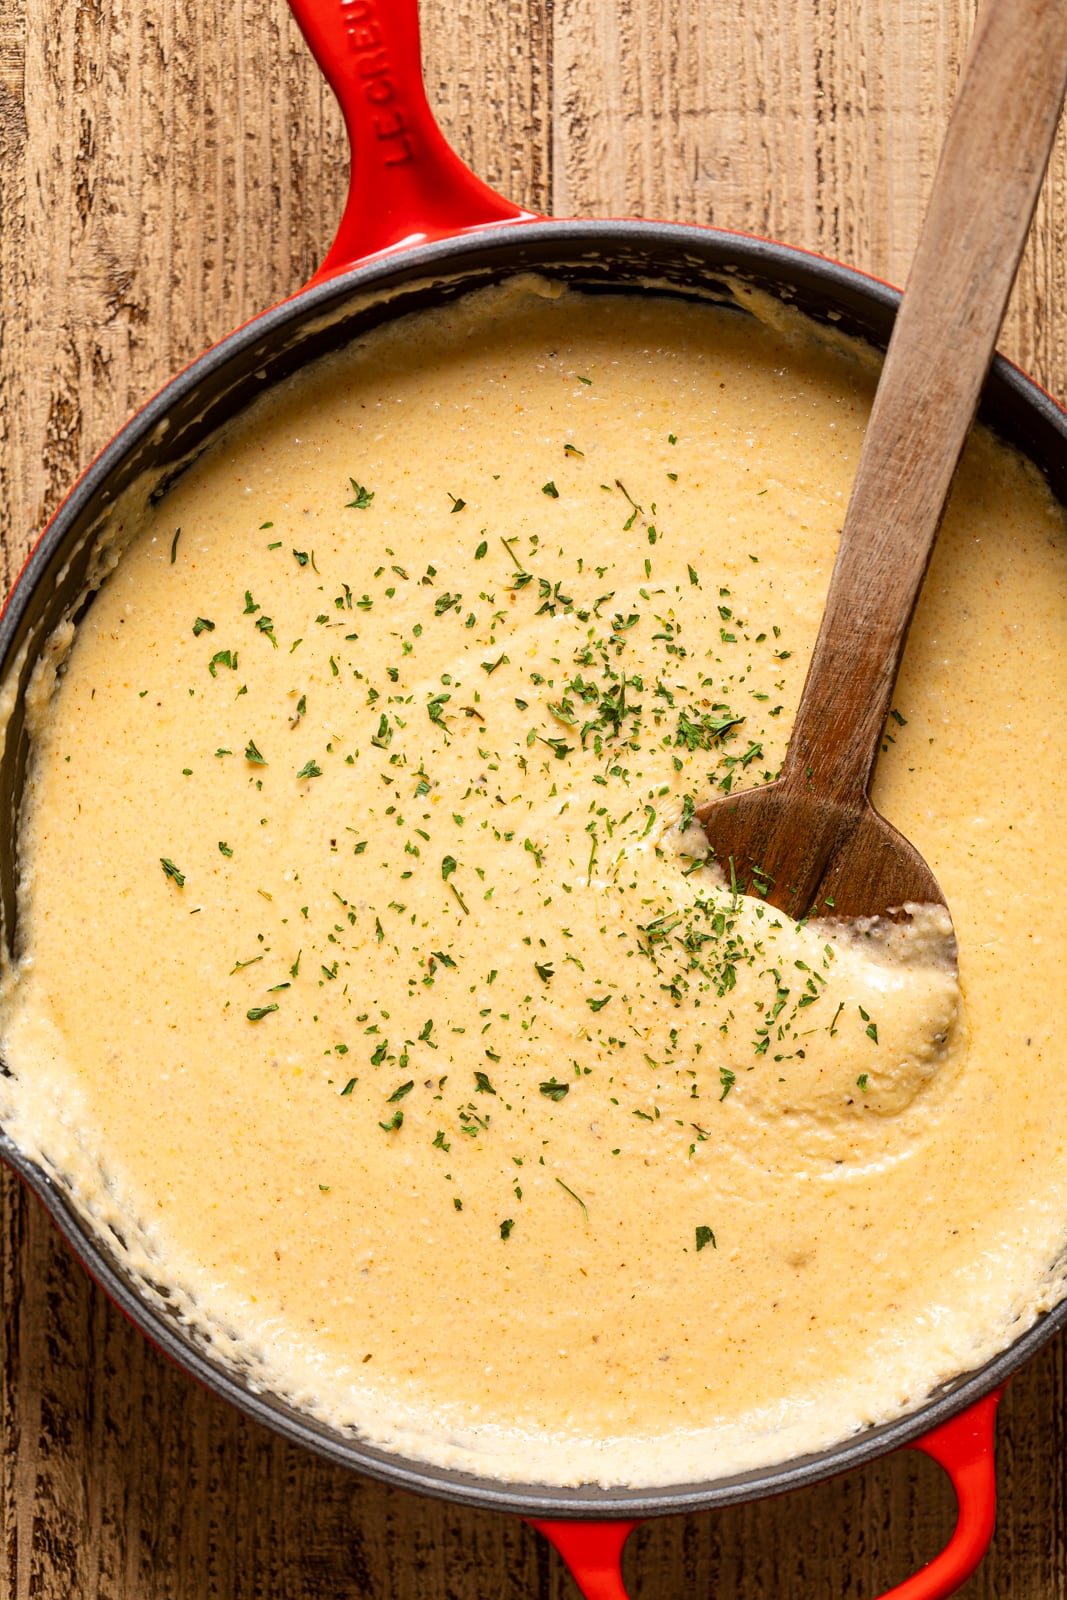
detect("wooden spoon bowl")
(697, 786), (945, 925)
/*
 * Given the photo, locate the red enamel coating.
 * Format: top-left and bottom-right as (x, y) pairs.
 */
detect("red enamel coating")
(885, 1389), (1003, 1600)
(285, 0), (541, 280)
(530, 1520), (637, 1600)
(530, 1390), (1002, 1599)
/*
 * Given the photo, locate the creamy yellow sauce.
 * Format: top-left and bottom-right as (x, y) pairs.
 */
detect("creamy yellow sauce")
(3, 278), (1067, 1487)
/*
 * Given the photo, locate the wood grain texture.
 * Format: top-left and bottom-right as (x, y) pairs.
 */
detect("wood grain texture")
(4, 0), (1067, 1595)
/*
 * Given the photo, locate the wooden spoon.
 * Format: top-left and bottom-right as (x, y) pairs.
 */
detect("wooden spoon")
(698, 0), (1067, 927)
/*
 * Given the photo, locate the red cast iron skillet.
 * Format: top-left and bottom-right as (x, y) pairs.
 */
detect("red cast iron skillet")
(2, 2), (1065, 1594)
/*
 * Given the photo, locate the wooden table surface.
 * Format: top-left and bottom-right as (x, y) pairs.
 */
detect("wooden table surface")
(4, 0), (1067, 1594)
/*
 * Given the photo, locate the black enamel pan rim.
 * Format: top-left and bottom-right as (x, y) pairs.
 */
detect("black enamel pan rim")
(2, 217), (1065, 1520)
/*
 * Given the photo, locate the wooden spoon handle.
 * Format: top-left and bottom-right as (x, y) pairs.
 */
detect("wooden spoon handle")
(781, 0), (1067, 804)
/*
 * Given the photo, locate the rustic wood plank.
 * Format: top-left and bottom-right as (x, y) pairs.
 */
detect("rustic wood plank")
(423, 0), (552, 215)
(4, 0), (1067, 1595)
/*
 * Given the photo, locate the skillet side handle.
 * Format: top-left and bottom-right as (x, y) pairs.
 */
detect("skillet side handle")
(286, 0), (540, 282)
(527, 1519), (638, 1600)
(529, 1389), (1003, 1600)
(876, 1388), (1003, 1600)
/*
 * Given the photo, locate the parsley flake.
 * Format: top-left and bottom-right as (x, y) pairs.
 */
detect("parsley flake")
(346, 479), (375, 509)
(556, 1178), (588, 1220)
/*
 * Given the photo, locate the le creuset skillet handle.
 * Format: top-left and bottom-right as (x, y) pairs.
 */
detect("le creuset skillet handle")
(529, 1389), (1003, 1600)
(285, 0), (541, 282)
